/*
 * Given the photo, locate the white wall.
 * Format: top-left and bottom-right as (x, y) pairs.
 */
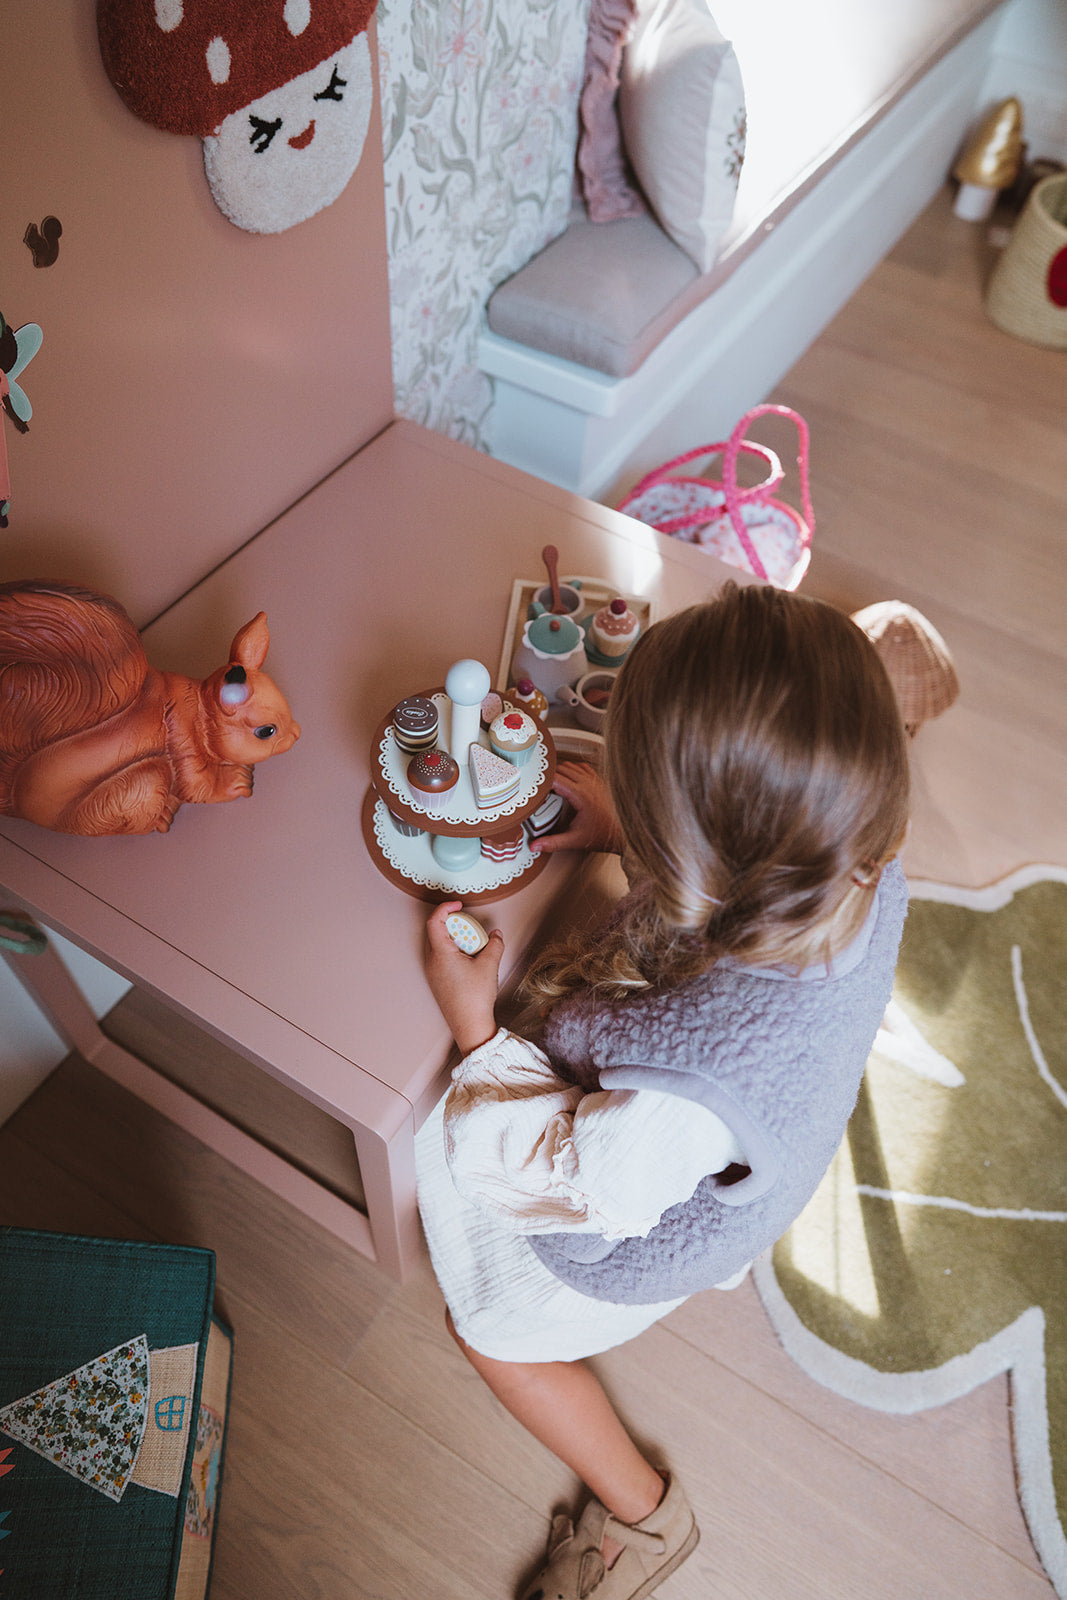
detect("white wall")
(984, 0), (1067, 160)
(0, 936), (130, 1126)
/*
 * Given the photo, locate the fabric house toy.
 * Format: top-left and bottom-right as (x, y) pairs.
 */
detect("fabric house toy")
(98, 0), (378, 233)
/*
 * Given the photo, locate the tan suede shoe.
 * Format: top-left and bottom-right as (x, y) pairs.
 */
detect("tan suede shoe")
(520, 1472), (699, 1600)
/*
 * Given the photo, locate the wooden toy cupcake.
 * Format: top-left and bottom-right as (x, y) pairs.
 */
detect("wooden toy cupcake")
(406, 747), (459, 811)
(588, 597), (640, 663)
(387, 807), (424, 838)
(509, 677), (549, 721)
(489, 709), (539, 766)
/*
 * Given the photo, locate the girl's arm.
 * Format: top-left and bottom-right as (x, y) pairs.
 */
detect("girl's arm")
(424, 900), (505, 1055)
(423, 895), (738, 1241)
(442, 1030), (744, 1240)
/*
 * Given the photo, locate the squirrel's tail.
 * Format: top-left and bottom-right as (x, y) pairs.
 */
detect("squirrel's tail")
(0, 582), (148, 794)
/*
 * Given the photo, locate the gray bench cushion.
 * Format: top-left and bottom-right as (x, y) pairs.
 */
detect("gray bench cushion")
(487, 202), (701, 378)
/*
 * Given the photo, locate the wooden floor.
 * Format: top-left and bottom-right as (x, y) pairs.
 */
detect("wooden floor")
(2, 187), (1064, 1598)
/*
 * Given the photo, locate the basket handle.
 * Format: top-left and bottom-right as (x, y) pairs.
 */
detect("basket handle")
(619, 438), (785, 518)
(722, 405), (814, 582)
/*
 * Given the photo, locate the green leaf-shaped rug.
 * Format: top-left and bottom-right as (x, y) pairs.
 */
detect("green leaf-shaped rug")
(754, 866), (1067, 1597)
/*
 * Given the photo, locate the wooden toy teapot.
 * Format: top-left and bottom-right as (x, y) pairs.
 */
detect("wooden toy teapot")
(0, 580), (300, 836)
(511, 610), (588, 699)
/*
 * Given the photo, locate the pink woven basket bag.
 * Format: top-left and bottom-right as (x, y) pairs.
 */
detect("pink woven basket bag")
(616, 404), (814, 589)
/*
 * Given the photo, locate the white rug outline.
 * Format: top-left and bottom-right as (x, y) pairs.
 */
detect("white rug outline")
(754, 864), (1067, 1597)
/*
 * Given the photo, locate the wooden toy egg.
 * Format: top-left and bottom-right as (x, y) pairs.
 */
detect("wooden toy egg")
(445, 911), (490, 955)
(851, 600), (960, 736)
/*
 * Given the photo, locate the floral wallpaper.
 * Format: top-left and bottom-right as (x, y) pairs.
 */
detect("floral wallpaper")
(376, 0), (589, 451)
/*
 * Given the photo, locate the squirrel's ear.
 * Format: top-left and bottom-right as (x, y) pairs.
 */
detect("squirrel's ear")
(229, 612), (270, 671)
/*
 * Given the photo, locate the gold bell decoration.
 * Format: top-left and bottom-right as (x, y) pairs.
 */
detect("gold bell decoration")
(851, 601), (960, 737)
(952, 97), (1024, 221)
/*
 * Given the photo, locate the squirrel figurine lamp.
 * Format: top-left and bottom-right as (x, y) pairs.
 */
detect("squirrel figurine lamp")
(0, 580), (300, 836)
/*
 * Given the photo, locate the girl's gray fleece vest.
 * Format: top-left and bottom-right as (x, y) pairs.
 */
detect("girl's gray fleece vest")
(530, 860), (908, 1304)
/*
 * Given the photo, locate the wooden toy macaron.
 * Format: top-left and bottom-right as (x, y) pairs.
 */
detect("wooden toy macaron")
(392, 694), (439, 753)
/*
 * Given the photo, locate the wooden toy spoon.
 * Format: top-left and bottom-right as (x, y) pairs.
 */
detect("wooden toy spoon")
(542, 544), (564, 612)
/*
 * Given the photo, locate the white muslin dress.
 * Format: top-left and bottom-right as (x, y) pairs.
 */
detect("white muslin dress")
(414, 1028), (747, 1362)
(415, 901), (885, 1362)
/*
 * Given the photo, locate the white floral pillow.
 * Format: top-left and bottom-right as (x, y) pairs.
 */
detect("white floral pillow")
(618, 0), (746, 272)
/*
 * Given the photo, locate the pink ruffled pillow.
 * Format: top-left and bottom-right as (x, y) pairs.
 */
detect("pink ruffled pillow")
(576, 0), (647, 222)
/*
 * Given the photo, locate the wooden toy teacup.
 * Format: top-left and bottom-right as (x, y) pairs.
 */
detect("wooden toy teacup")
(529, 580), (583, 618)
(555, 668), (618, 732)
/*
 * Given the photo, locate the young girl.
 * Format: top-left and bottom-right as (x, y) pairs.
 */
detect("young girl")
(417, 583), (910, 1600)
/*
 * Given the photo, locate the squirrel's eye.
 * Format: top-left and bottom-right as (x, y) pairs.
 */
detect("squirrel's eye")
(314, 65), (346, 102)
(254, 725), (277, 740)
(249, 116), (282, 153)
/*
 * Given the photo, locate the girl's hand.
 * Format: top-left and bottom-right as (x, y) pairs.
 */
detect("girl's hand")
(425, 901), (505, 1055)
(530, 760), (625, 857)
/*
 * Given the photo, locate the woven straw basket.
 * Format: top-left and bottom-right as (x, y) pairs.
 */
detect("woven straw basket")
(985, 172), (1067, 348)
(850, 601), (959, 736)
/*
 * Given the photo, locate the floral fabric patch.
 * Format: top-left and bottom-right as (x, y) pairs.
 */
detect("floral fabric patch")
(0, 1336), (150, 1503)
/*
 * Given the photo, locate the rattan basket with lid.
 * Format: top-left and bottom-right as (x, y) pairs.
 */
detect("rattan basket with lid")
(851, 601), (959, 737)
(985, 172), (1067, 348)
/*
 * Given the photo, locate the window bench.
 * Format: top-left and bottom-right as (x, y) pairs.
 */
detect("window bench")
(478, 0), (1008, 502)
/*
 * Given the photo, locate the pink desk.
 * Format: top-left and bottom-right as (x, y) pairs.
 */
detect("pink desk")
(0, 422), (741, 1279)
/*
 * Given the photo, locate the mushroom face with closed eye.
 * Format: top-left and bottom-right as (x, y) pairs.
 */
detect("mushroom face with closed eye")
(204, 34), (373, 232)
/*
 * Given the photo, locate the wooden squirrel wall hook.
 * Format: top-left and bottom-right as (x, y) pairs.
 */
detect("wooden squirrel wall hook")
(0, 580), (301, 836)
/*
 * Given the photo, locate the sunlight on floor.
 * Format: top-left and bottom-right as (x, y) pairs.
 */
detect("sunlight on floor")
(789, 1139), (882, 1318)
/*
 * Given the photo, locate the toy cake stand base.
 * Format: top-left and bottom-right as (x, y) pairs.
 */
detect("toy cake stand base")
(361, 789), (550, 904)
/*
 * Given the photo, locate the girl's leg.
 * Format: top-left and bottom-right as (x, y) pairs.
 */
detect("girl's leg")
(446, 1311), (664, 1527)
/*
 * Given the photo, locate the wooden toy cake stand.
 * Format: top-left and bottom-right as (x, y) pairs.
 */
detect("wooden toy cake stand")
(362, 688), (557, 904)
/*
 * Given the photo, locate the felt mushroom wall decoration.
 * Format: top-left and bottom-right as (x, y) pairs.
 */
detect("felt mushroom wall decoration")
(98, 0), (378, 234)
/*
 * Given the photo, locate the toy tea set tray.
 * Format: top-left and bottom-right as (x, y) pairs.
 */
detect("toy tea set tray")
(497, 575), (657, 730)
(362, 688), (557, 904)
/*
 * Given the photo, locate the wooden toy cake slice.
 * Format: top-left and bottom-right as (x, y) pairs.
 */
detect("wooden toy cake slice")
(469, 743), (521, 809)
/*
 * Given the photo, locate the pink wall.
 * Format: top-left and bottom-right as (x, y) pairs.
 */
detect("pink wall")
(0, 1), (395, 626)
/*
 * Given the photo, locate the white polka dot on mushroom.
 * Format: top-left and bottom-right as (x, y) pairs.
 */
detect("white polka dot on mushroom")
(284, 0), (312, 35)
(154, 0), (183, 31)
(205, 36), (231, 85)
